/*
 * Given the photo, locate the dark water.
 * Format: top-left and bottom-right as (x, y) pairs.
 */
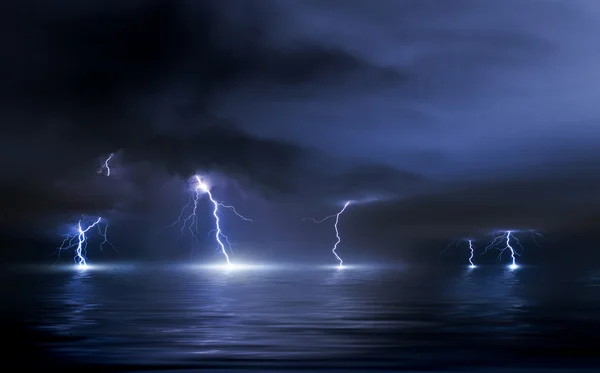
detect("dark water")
(4, 263), (600, 371)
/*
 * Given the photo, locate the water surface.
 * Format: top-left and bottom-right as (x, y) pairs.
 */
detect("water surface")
(4, 263), (600, 371)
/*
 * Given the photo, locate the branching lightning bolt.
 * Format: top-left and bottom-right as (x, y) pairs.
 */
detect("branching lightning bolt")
(98, 153), (114, 176)
(159, 175), (251, 266)
(57, 217), (113, 268)
(483, 231), (520, 270)
(194, 175), (253, 265)
(304, 201), (351, 268)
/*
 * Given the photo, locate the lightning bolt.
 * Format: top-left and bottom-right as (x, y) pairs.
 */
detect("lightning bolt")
(439, 239), (476, 268)
(304, 201), (351, 268)
(438, 240), (457, 261)
(159, 175), (252, 266)
(97, 153), (114, 176)
(467, 239), (476, 269)
(57, 217), (113, 268)
(529, 229), (543, 247)
(483, 231), (520, 270)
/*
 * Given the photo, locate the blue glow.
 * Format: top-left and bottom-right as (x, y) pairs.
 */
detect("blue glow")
(304, 201), (351, 268)
(198, 263), (270, 271)
(57, 217), (112, 268)
(97, 153), (114, 176)
(181, 263), (384, 272)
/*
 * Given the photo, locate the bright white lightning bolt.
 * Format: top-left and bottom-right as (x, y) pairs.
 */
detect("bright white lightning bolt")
(97, 153), (114, 176)
(304, 201), (351, 268)
(160, 175), (252, 266)
(439, 239), (476, 268)
(483, 231), (520, 270)
(57, 217), (112, 268)
(468, 240), (476, 269)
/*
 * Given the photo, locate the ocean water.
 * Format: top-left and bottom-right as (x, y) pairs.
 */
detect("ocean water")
(3, 263), (600, 371)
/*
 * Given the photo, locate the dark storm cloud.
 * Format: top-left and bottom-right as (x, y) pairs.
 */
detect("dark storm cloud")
(2, 0), (600, 252)
(1, 181), (111, 222)
(126, 126), (306, 195)
(2, 0), (400, 136)
(349, 160), (600, 241)
(216, 0), (600, 176)
(1, 0), (410, 198)
(0, 162), (147, 233)
(288, 161), (426, 204)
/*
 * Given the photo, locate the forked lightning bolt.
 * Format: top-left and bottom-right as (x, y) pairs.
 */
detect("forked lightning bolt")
(57, 217), (113, 268)
(483, 231), (521, 270)
(304, 201), (351, 268)
(160, 175), (251, 266)
(98, 153), (114, 176)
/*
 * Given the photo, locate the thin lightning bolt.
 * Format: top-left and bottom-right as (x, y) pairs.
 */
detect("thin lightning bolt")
(98, 153), (114, 176)
(57, 217), (112, 268)
(504, 232), (519, 270)
(217, 203), (253, 222)
(304, 201), (351, 268)
(529, 229), (543, 247)
(440, 239), (476, 268)
(159, 175), (251, 265)
(439, 240), (457, 262)
(468, 240), (476, 269)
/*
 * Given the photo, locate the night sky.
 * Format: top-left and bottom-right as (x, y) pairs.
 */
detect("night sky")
(3, 0), (600, 265)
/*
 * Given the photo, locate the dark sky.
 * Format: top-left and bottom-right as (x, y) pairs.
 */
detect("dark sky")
(2, 0), (600, 264)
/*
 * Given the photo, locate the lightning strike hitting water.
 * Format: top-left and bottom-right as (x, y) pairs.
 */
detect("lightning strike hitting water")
(57, 217), (112, 268)
(468, 240), (476, 268)
(439, 239), (476, 268)
(97, 153), (114, 176)
(483, 231), (520, 270)
(160, 175), (252, 266)
(304, 201), (351, 268)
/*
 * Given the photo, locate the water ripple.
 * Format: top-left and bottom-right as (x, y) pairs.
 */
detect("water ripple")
(6, 264), (600, 369)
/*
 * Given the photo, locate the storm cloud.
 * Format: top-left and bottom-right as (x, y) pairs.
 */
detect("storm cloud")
(2, 0), (600, 261)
